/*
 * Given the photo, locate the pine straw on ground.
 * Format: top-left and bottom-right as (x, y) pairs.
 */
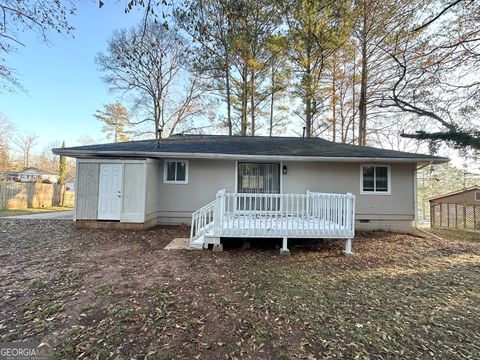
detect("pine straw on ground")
(0, 220), (479, 359)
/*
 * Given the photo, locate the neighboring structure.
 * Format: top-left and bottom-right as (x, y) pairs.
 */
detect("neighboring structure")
(1, 168), (60, 183)
(65, 176), (76, 191)
(429, 185), (480, 230)
(17, 168), (59, 183)
(0, 172), (20, 181)
(53, 135), (448, 254)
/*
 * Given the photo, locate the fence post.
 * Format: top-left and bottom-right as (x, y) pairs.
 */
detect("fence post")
(455, 205), (458, 229)
(473, 205), (477, 230)
(213, 189), (225, 236)
(430, 202), (434, 227)
(447, 204), (450, 228)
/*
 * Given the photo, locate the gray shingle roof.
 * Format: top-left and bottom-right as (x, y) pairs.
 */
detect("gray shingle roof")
(53, 134), (448, 162)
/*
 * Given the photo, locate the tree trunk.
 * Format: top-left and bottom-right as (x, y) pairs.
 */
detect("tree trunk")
(241, 67), (248, 136)
(352, 49), (356, 144)
(332, 60), (337, 142)
(250, 69), (255, 136)
(358, 13), (368, 146)
(269, 64), (275, 137)
(225, 56), (232, 136)
(154, 102), (160, 139)
(304, 61), (312, 138)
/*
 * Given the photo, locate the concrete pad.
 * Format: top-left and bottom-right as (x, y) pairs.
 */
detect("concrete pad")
(164, 237), (192, 250)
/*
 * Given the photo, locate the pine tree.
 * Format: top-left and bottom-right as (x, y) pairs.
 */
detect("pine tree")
(58, 141), (66, 185)
(94, 103), (131, 142)
(285, 0), (352, 137)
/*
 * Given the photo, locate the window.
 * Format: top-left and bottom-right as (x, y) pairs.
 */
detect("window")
(237, 162), (280, 194)
(475, 191), (480, 201)
(361, 165), (390, 194)
(164, 160), (188, 184)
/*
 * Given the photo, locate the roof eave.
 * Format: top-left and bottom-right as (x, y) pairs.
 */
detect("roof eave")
(428, 185), (480, 201)
(52, 149), (450, 164)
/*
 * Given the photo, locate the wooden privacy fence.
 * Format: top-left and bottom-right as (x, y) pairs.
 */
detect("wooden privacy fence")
(431, 202), (480, 230)
(0, 182), (71, 210)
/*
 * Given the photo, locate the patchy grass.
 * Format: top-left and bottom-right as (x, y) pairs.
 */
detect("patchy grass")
(0, 206), (72, 217)
(0, 219), (479, 359)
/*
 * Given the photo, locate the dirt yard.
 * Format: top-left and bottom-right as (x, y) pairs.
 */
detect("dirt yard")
(0, 220), (479, 359)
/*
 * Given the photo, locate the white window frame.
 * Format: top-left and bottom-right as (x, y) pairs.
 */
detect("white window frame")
(163, 159), (189, 184)
(475, 191), (480, 201)
(360, 164), (391, 195)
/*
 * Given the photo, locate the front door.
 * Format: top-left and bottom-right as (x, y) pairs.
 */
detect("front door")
(98, 164), (123, 220)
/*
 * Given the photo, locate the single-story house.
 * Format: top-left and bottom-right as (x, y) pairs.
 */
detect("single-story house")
(13, 168), (59, 183)
(53, 135), (448, 254)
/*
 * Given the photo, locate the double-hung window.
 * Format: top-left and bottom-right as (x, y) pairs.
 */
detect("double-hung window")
(164, 160), (188, 184)
(361, 165), (390, 194)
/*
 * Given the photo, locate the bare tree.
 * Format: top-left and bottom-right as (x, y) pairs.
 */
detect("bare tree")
(13, 132), (38, 168)
(0, 113), (14, 170)
(97, 22), (211, 138)
(382, 0), (480, 152)
(0, 0), (75, 91)
(78, 135), (104, 146)
(37, 140), (61, 172)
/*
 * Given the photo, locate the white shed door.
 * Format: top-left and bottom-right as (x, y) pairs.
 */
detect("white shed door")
(98, 164), (123, 220)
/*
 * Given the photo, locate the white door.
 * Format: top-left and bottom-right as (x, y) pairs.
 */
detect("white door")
(98, 164), (123, 220)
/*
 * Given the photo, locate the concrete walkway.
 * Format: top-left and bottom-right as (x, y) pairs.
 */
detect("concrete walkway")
(4, 210), (74, 220)
(164, 237), (200, 250)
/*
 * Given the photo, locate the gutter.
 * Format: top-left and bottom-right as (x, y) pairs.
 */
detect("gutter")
(417, 160), (434, 170)
(52, 149), (449, 164)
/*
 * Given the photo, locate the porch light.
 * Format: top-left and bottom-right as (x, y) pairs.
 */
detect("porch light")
(282, 165), (288, 175)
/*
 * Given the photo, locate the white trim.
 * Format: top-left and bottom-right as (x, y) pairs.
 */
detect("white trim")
(163, 159), (189, 184)
(413, 167), (418, 226)
(73, 159), (79, 222)
(77, 158), (146, 164)
(475, 191), (480, 201)
(56, 150), (449, 164)
(360, 164), (391, 195)
(234, 161), (283, 194)
(280, 161), (284, 194)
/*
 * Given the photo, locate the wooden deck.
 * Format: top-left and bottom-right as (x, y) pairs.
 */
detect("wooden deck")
(190, 191), (356, 255)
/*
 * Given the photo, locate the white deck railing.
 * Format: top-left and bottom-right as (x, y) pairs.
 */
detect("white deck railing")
(190, 200), (216, 245)
(190, 190), (355, 251)
(211, 190), (355, 239)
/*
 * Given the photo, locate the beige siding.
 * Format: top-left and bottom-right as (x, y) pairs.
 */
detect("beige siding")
(155, 159), (235, 224)
(152, 159), (415, 231)
(76, 162), (99, 220)
(74, 157), (416, 232)
(121, 162), (146, 223)
(283, 162), (415, 219)
(145, 159), (162, 223)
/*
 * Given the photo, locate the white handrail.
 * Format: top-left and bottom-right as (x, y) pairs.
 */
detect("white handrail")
(190, 191), (356, 248)
(190, 200), (216, 246)
(213, 191), (355, 238)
